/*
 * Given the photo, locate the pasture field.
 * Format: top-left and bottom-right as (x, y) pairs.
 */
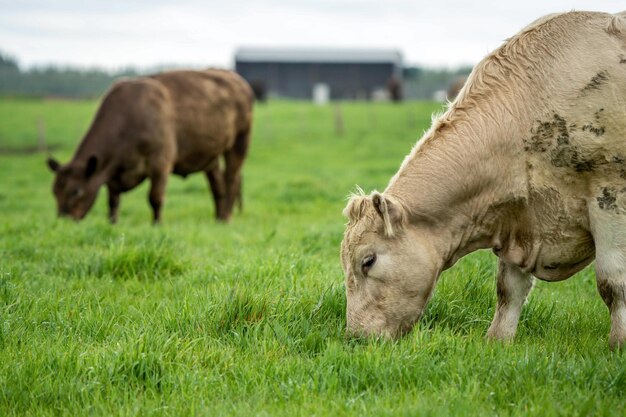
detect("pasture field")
(1, 97), (625, 416)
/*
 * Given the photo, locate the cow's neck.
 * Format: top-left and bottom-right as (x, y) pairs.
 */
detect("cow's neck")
(385, 103), (533, 270)
(71, 128), (118, 185)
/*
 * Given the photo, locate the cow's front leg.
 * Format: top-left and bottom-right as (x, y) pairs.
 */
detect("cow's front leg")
(487, 260), (534, 341)
(107, 186), (120, 224)
(596, 275), (626, 349)
(590, 205), (626, 349)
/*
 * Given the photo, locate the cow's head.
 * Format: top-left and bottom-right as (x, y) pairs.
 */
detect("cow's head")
(47, 156), (101, 220)
(340, 191), (441, 339)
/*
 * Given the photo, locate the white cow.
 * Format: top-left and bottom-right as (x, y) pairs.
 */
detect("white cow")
(341, 10), (626, 348)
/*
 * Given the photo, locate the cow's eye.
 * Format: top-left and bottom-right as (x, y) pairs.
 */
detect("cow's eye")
(361, 254), (376, 275)
(70, 188), (83, 198)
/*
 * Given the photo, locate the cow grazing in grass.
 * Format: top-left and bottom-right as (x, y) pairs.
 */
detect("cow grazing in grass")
(47, 69), (253, 224)
(341, 10), (626, 348)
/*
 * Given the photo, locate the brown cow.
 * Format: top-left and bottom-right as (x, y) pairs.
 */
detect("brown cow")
(447, 76), (468, 101)
(341, 10), (626, 348)
(47, 69), (254, 224)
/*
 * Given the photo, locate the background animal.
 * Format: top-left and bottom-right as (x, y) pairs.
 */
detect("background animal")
(341, 10), (626, 348)
(47, 69), (254, 224)
(446, 76), (468, 101)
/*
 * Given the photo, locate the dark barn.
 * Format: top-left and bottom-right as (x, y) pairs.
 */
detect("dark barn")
(234, 48), (403, 101)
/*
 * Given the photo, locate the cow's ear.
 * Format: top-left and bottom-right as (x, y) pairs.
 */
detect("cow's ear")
(85, 156), (98, 178)
(47, 157), (60, 172)
(372, 192), (404, 237)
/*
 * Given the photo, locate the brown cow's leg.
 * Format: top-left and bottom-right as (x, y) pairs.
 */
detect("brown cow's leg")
(205, 161), (227, 221)
(148, 170), (168, 225)
(589, 205), (626, 349)
(236, 176), (243, 213)
(107, 186), (121, 224)
(222, 129), (250, 221)
(487, 260), (534, 342)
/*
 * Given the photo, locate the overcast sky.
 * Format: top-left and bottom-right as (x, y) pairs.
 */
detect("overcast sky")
(0, 1), (624, 70)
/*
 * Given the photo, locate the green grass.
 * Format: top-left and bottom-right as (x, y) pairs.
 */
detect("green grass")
(1, 98), (625, 416)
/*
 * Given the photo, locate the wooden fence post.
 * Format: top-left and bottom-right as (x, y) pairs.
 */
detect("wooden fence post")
(37, 117), (47, 152)
(334, 104), (344, 136)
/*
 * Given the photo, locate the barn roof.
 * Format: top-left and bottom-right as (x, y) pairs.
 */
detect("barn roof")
(235, 47), (403, 65)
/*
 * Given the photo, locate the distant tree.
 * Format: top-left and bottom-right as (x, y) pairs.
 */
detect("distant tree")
(0, 51), (19, 72)
(454, 65), (473, 76)
(0, 49), (147, 98)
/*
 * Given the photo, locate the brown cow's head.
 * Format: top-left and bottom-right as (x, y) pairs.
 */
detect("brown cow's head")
(340, 191), (441, 339)
(47, 156), (101, 220)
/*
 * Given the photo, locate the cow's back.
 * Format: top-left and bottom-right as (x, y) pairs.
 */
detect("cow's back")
(517, 12), (626, 202)
(147, 70), (254, 174)
(510, 11), (626, 279)
(74, 75), (175, 162)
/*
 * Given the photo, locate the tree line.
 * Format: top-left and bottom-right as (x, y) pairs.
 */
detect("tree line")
(0, 51), (471, 100)
(0, 52), (138, 98)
